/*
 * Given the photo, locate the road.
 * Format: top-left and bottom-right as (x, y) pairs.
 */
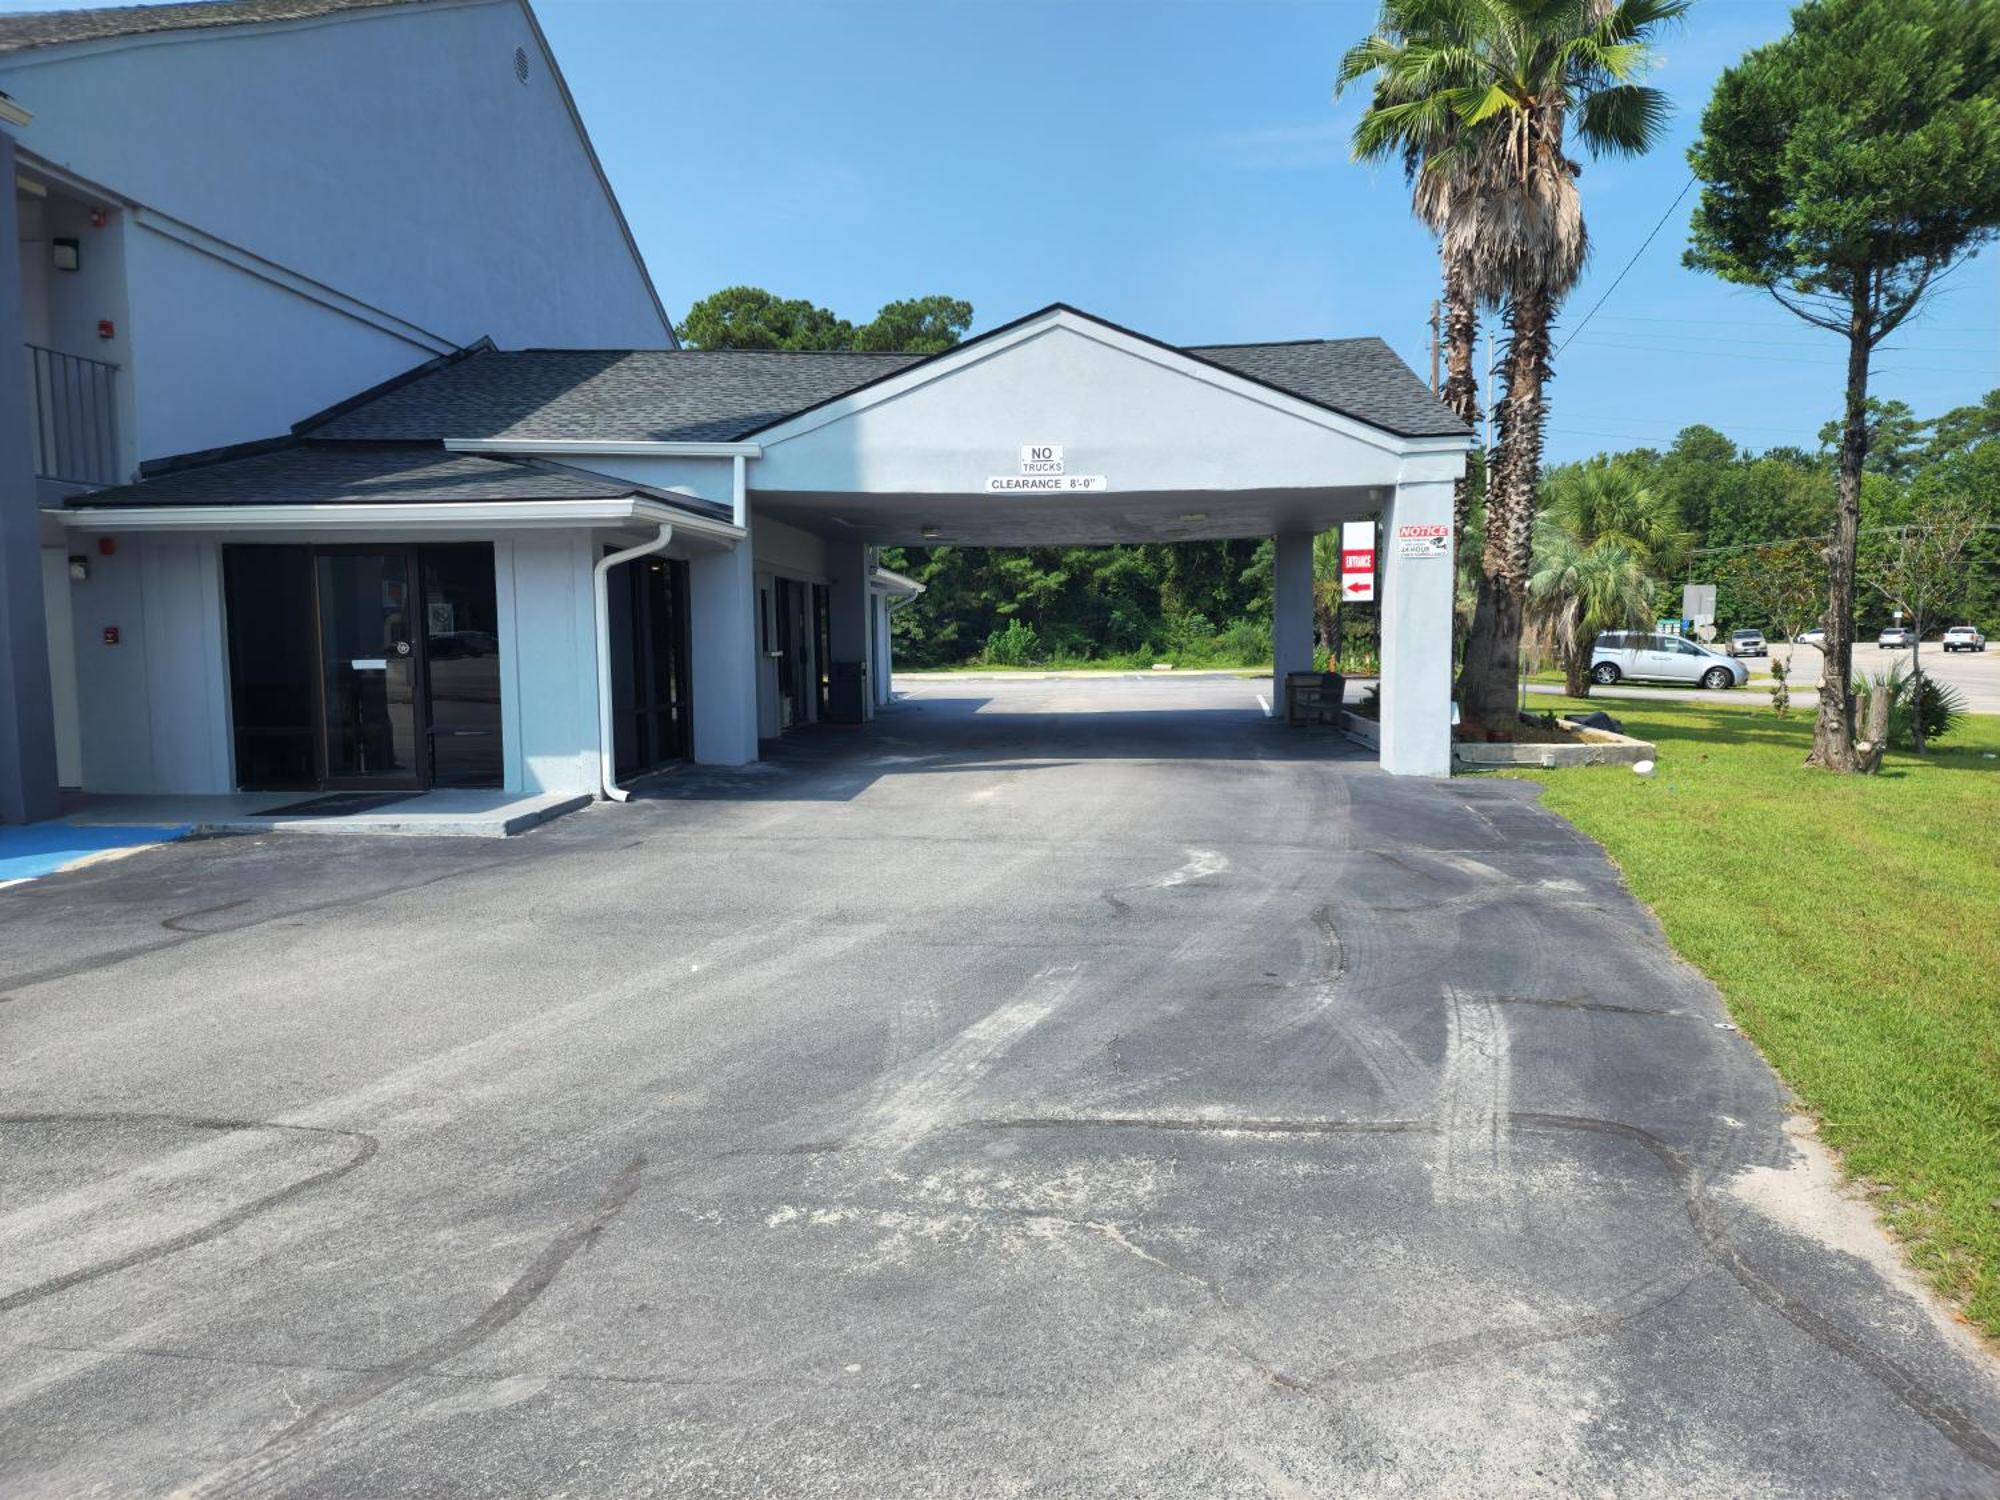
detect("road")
(3, 675), (1997, 1497)
(1526, 640), (2000, 714)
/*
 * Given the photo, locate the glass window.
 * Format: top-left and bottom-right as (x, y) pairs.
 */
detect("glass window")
(421, 544), (502, 788)
(223, 545), (317, 789)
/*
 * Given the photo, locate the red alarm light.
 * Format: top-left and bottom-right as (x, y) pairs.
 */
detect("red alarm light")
(96, 536), (115, 556)
(102, 626), (119, 646)
(96, 319), (114, 340)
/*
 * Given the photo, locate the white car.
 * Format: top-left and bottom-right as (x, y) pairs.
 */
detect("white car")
(1590, 631), (1749, 690)
(1794, 627), (1827, 647)
(1942, 625), (1987, 653)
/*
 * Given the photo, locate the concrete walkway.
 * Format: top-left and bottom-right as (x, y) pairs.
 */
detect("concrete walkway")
(62, 787), (591, 839)
(1, 675), (1994, 1497)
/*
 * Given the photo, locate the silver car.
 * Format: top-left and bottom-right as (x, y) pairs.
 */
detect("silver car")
(1590, 631), (1749, 690)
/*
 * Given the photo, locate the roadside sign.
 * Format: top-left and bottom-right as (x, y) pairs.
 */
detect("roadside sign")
(1340, 520), (1374, 602)
(1681, 584), (1716, 622)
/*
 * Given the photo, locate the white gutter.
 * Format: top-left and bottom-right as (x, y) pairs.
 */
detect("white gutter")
(49, 496), (745, 540)
(593, 522), (674, 803)
(445, 439), (762, 459)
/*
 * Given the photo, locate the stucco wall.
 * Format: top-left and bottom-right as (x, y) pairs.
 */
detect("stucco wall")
(123, 228), (433, 463)
(2, 0), (671, 462)
(66, 533), (232, 794)
(752, 322), (1415, 499)
(495, 531), (599, 796)
(0, 0), (666, 353)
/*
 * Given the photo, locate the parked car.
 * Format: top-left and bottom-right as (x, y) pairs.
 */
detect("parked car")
(1942, 625), (1987, 653)
(1590, 632), (1749, 690)
(1877, 626), (1914, 649)
(1727, 629), (1767, 658)
(1794, 627), (1827, 647)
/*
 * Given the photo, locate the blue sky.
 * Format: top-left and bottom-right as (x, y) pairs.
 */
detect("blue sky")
(9, 0), (1989, 462)
(535, 0), (1997, 465)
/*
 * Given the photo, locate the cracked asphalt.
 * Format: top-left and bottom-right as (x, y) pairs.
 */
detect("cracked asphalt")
(3, 675), (1997, 1498)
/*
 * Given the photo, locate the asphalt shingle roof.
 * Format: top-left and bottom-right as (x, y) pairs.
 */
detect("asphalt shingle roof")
(312, 349), (928, 444)
(1187, 338), (1470, 438)
(312, 332), (1466, 446)
(0, 0), (414, 56)
(68, 441), (706, 510)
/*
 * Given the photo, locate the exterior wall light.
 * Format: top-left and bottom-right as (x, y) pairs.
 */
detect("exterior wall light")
(51, 236), (78, 271)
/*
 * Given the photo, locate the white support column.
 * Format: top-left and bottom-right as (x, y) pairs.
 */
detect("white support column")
(1272, 530), (1315, 701)
(689, 534), (760, 765)
(827, 539), (872, 722)
(1378, 479), (1455, 776)
(871, 595), (893, 707)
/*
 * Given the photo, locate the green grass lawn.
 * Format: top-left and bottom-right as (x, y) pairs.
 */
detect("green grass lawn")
(1501, 697), (2000, 1334)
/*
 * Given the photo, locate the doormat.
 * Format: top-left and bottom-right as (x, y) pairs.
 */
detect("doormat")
(257, 792), (423, 817)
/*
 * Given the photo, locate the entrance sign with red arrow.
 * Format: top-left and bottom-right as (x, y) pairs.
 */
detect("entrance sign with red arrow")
(1339, 520), (1375, 603)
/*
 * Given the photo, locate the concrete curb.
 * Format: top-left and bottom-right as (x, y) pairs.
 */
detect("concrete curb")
(189, 793), (595, 840)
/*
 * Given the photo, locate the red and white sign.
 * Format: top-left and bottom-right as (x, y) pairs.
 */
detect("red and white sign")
(1396, 521), (1452, 560)
(1339, 520), (1375, 602)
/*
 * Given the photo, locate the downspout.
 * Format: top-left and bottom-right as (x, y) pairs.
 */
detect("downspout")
(593, 522), (674, 802)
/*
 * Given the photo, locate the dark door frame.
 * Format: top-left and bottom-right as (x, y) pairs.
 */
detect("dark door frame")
(311, 544), (431, 791)
(617, 552), (693, 775)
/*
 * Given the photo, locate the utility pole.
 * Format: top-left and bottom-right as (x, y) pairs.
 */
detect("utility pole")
(1427, 301), (1441, 395)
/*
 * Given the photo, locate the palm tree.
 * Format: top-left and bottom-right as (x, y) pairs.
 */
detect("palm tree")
(1527, 528), (1653, 698)
(1339, 7), (1489, 538)
(1340, 0), (1685, 727)
(1540, 460), (1692, 575)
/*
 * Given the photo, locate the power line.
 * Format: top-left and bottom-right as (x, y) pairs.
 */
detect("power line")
(1555, 175), (1697, 358)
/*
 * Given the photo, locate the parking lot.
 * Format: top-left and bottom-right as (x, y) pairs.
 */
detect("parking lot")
(1749, 638), (2000, 714)
(1532, 636), (2000, 715)
(3, 676), (1998, 1497)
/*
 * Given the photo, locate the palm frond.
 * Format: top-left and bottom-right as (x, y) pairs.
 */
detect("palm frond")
(1576, 84), (1672, 155)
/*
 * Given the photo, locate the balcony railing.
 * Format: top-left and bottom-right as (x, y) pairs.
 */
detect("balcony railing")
(25, 343), (120, 488)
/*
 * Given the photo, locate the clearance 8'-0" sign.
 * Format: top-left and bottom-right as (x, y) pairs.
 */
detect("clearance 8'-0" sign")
(987, 445), (1109, 494)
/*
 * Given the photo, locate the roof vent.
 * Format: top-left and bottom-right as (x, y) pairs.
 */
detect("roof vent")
(513, 45), (530, 84)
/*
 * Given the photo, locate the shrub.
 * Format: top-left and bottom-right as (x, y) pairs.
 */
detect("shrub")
(981, 618), (1042, 666)
(1161, 611), (1215, 656)
(1218, 617), (1271, 665)
(1853, 661), (1966, 750)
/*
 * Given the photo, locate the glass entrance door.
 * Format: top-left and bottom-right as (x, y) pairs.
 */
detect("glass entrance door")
(316, 550), (422, 787)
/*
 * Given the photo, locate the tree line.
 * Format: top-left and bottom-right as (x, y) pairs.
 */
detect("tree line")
(680, 0), (2000, 763)
(1343, 0), (1999, 772)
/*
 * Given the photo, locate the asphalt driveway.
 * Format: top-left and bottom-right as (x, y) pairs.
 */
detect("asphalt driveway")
(2, 675), (1996, 1498)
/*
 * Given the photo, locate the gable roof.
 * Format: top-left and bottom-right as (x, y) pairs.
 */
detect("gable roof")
(65, 439), (731, 518)
(1186, 338), (1469, 440)
(310, 307), (1469, 446)
(311, 348), (927, 444)
(0, 0), (413, 55)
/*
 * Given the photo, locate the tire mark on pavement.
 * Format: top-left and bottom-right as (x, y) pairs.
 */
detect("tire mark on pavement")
(0, 1114), (379, 1316)
(178, 1154), (646, 1500)
(972, 1109), (2000, 1472)
(0, 858), (512, 996)
(853, 963), (1086, 1156)
(1514, 1112), (2000, 1476)
(1432, 989), (1511, 1205)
